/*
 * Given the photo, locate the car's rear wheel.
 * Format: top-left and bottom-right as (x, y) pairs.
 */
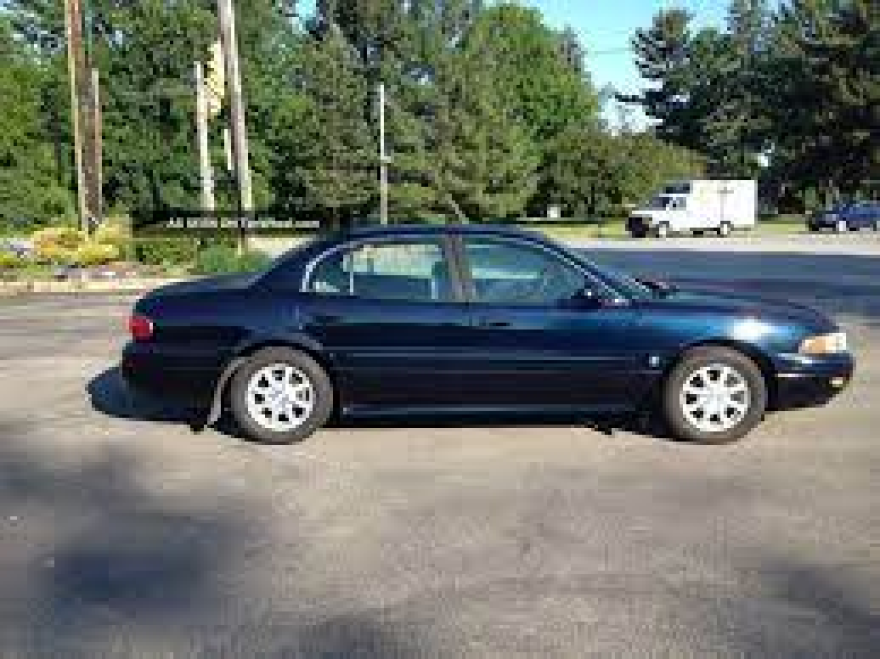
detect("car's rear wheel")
(230, 347), (333, 444)
(663, 347), (767, 444)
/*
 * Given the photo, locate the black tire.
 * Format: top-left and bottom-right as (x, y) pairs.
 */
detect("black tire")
(662, 346), (767, 444)
(229, 347), (333, 444)
(718, 221), (732, 238)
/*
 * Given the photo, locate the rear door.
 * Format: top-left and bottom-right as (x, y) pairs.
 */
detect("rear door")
(299, 235), (473, 407)
(455, 235), (647, 410)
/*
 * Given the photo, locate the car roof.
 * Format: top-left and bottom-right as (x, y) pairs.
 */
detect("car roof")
(328, 222), (550, 242)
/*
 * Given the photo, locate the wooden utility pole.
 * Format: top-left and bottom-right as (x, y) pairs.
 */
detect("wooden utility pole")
(217, 0), (252, 251)
(194, 61), (216, 212)
(378, 82), (389, 225)
(90, 67), (103, 226)
(64, 0), (88, 231)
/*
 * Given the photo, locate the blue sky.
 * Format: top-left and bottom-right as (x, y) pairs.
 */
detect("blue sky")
(528, 1), (730, 126)
(527, 1), (727, 98)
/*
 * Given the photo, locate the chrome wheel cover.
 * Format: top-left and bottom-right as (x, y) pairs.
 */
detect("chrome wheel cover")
(245, 363), (315, 432)
(679, 363), (751, 433)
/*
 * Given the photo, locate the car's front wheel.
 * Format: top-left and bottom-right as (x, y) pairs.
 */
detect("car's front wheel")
(663, 347), (767, 444)
(230, 347), (333, 444)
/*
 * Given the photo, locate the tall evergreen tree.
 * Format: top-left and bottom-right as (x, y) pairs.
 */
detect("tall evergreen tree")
(624, 9), (698, 148)
(0, 14), (72, 225)
(268, 29), (376, 225)
(767, 0), (879, 202)
(388, 34), (538, 221)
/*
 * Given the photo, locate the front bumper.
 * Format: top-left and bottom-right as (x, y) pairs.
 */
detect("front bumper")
(772, 352), (854, 410)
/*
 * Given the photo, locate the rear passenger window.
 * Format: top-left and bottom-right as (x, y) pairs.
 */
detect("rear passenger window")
(309, 240), (453, 302)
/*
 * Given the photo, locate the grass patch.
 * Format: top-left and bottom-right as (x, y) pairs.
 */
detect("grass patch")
(522, 215), (807, 242)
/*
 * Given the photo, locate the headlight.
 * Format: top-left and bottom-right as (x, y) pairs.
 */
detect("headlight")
(799, 332), (847, 355)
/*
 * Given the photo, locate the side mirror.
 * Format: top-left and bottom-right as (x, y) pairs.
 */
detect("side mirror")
(638, 277), (676, 296)
(571, 285), (605, 308)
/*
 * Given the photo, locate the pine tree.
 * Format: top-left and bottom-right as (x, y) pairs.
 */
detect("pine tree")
(623, 9), (698, 148)
(0, 14), (72, 225)
(768, 0), (879, 202)
(382, 2), (541, 222)
(269, 29), (376, 226)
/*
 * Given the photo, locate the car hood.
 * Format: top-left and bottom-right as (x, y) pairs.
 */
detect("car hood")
(647, 285), (836, 332)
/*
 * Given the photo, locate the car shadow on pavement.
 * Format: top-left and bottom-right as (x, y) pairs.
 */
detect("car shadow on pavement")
(87, 366), (201, 426)
(330, 410), (670, 440)
(88, 366), (674, 443)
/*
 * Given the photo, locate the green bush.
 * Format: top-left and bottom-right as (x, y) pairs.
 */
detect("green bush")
(94, 221), (131, 251)
(31, 226), (85, 264)
(134, 237), (200, 266)
(193, 245), (271, 275)
(74, 241), (119, 267)
(0, 252), (28, 270)
(236, 249), (272, 272)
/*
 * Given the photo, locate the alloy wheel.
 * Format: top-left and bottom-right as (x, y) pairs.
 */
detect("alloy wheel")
(245, 363), (316, 432)
(679, 362), (751, 434)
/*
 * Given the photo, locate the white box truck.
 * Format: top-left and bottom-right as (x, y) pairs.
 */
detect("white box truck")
(626, 179), (757, 238)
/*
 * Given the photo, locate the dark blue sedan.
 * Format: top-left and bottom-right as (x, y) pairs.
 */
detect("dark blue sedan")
(808, 201), (880, 232)
(123, 225), (853, 444)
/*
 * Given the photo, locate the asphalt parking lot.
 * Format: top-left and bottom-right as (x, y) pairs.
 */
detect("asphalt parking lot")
(1, 234), (879, 657)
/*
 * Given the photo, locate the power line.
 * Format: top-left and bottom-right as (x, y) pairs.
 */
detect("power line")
(589, 46), (633, 56)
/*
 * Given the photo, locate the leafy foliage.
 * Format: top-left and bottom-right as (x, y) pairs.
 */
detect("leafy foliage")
(1, 0), (876, 232)
(0, 14), (72, 226)
(193, 245), (270, 274)
(625, 0), (879, 207)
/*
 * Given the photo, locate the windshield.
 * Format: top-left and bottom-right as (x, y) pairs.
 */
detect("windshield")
(645, 195), (672, 210)
(557, 244), (655, 301)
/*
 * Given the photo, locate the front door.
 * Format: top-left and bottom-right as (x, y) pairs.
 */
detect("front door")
(456, 235), (646, 411)
(299, 236), (473, 408)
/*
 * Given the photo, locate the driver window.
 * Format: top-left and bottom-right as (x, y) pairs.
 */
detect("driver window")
(464, 238), (586, 306)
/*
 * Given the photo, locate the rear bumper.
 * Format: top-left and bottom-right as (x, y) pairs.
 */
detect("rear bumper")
(772, 352), (854, 410)
(122, 342), (224, 407)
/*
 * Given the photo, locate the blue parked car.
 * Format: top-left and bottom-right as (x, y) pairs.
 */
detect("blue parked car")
(807, 201), (880, 232)
(123, 224), (853, 445)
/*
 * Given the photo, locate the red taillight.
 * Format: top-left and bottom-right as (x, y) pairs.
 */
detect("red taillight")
(129, 314), (154, 341)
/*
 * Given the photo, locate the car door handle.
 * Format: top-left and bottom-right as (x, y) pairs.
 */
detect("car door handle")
(476, 318), (511, 329)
